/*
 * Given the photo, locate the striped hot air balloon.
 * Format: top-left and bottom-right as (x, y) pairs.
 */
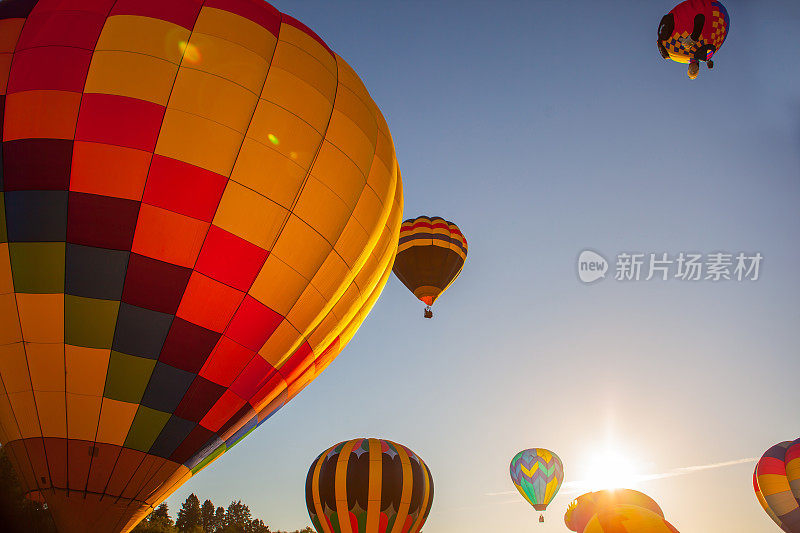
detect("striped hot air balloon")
(305, 438), (434, 533)
(510, 448), (564, 523)
(755, 439), (800, 532)
(392, 216), (466, 318)
(0, 1), (403, 531)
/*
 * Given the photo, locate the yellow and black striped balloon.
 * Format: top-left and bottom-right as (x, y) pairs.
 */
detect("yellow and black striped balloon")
(305, 438), (434, 533)
(392, 216), (467, 310)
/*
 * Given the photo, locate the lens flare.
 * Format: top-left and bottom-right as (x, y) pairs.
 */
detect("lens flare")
(268, 133), (280, 145)
(178, 40), (201, 63)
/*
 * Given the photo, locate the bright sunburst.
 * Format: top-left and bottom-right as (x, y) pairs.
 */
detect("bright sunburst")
(583, 447), (642, 491)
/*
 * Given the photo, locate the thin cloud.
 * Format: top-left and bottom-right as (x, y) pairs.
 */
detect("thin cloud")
(487, 457), (757, 497)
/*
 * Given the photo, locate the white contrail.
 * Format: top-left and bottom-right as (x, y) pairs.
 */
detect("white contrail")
(633, 457), (758, 482)
(488, 457), (757, 497)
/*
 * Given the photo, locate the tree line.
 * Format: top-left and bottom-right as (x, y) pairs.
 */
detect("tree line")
(134, 494), (314, 533)
(0, 449), (312, 533)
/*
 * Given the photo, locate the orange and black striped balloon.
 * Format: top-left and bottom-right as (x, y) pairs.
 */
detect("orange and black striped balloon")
(392, 216), (466, 308)
(305, 438), (434, 533)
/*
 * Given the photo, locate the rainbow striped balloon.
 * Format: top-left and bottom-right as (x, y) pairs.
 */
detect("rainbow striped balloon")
(510, 448), (564, 513)
(755, 439), (800, 532)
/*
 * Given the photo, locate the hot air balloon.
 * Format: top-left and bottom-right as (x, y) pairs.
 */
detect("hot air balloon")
(510, 448), (564, 523)
(582, 504), (679, 533)
(755, 439), (800, 532)
(392, 216), (466, 318)
(755, 467), (791, 532)
(0, 1), (403, 531)
(657, 0), (729, 78)
(565, 489), (664, 533)
(305, 438), (434, 533)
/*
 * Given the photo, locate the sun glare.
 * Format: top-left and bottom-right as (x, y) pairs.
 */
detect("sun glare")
(584, 448), (641, 491)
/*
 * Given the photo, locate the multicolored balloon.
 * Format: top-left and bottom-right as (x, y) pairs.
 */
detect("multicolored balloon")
(0, 1), (403, 532)
(392, 216), (466, 318)
(755, 439), (800, 532)
(510, 448), (564, 520)
(657, 0), (729, 65)
(565, 489), (664, 533)
(305, 438), (434, 533)
(582, 504), (679, 533)
(755, 467), (790, 532)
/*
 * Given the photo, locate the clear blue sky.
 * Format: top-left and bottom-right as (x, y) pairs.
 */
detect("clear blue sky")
(167, 1), (800, 531)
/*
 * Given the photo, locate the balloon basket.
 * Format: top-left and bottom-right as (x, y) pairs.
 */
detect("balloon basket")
(424, 306), (433, 319)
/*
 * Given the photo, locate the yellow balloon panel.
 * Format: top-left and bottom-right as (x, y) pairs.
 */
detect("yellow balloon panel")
(584, 505), (679, 533)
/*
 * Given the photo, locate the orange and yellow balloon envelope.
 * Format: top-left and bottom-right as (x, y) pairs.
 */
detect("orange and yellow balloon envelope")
(583, 504), (679, 533)
(565, 489), (664, 532)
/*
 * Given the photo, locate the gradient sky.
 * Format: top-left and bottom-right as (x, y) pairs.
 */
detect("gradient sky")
(165, 1), (800, 531)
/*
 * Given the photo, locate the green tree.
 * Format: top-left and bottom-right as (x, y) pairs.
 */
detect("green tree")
(222, 500), (252, 533)
(201, 499), (217, 532)
(152, 503), (176, 531)
(215, 506), (226, 531)
(248, 518), (270, 533)
(176, 493), (202, 532)
(133, 503), (177, 533)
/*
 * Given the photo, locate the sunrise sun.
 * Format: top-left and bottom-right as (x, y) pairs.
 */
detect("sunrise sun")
(583, 447), (643, 491)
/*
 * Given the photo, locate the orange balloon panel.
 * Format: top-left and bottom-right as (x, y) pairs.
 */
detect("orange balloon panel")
(565, 489), (663, 532)
(583, 505), (679, 533)
(0, 1), (403, 532)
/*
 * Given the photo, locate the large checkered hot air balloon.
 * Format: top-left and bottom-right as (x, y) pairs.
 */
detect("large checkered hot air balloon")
(392, 215), (466, 318)
(305, 438), (434, 533)
(0, 0), (403, 531)
(754, 439), (800, 532)
(657, 0), (729, 78)
(510, 448), (564, 523)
